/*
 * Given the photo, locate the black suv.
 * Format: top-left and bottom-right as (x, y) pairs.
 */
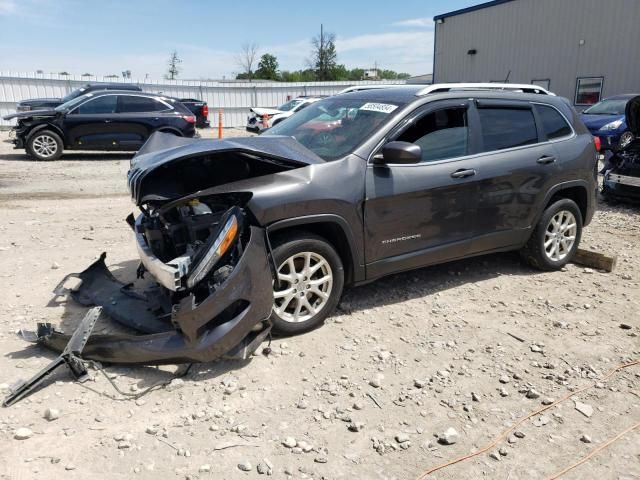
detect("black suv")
(4, 91), (197, 160)
(15, 82), (142, 112)
(40, 84), (597, 366)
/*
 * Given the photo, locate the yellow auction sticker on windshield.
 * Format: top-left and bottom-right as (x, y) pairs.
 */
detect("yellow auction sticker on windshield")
(360, 103), (398, 114)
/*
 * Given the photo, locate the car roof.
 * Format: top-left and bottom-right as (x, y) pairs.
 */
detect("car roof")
(89, 90), (171, 98)
(601, 94), (640, 101)
(84, 82), (141, 90)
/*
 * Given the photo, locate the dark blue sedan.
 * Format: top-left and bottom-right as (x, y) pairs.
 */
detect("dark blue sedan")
(581, 94), (638, 151)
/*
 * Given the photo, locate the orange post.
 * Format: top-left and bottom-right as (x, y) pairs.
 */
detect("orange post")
(218, 109), (223, 139)
(262, 114), (270, 129)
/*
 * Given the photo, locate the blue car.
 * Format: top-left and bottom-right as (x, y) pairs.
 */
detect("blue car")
(581, 94), (638, 151)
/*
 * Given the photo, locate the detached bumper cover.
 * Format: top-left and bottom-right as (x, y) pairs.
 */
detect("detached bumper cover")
(42, 226), (273, 365)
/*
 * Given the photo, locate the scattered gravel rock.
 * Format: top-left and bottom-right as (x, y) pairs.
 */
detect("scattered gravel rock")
(348, 422), (365, 432)
(575, 401), (594, 418)
(199, 465), (211, 473)
(282, 437), (297, 448)
(14, 428), (33, 440)
(395, 433), (410, 443)
(526, 388), (541, 399)
(580, 434), (592, 443)
(44, 408), (60, 421)
(499, 375), (510, 384)
(237, 460), (252, 472)
(438, 427), (459, 445)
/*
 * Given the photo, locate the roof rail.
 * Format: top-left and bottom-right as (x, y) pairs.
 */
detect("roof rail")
(416, 83), (555, 97)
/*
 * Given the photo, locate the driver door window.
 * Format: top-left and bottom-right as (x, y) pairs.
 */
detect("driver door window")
(396, 108), (469, 162)
(73, 95), (118, 114)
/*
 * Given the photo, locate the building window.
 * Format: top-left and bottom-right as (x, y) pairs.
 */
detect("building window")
(575, 77), (604, 106)
(532, 79), (550, 90)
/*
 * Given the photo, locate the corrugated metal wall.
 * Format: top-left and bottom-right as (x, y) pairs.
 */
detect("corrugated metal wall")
(434, 0), (640, 105)
(0, 74), (406, 127)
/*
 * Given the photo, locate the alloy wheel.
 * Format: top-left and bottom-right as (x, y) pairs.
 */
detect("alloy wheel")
(619, 131), (634, 150)
(32, 134), (58, 159)
(273, 252), (333, 323)
(544, 210), (577, 261)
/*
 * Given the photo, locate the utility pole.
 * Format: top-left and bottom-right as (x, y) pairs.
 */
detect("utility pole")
(320, 23), (324, 80)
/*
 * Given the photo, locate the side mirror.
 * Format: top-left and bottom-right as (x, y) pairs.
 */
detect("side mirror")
(373, 141), (422, 165)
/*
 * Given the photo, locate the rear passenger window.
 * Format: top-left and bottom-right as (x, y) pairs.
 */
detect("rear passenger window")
(396, 107), (468, 162)
(478, 108), (538, 152)
(536, 105), (572, 140)
(118, 96), (167, 113)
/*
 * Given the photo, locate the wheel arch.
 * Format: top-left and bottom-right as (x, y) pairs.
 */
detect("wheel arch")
(25, 124), (66, 146)
(537, 181), (591, 226)
(155, 127), (183, 136)
(266, 215), (363, 286)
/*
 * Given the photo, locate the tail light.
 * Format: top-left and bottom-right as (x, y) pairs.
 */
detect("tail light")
(594, 136), (602, 152)
(201, 104), (209, 118)
(182, 115), (196, 124)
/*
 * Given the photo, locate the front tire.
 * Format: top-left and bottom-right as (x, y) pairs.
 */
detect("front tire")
(520, 199), (583, 271)
(270, 232), (344, 335)
(27, 130), (63, 161)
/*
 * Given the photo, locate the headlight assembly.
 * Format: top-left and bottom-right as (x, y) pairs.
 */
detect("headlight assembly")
(187, 212), (239, 289)
(600, 120), (624, 131)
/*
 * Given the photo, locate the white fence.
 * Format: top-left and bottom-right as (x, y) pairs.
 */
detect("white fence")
(0, 73), (406, 128)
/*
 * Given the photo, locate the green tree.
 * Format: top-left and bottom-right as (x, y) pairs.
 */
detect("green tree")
(165, 51), (182, 80)
(255, 53), (279, 80)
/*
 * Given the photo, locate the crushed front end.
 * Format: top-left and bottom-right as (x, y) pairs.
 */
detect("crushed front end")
(46, 201), (273, 365)
(603, 95), (640, 202)
(36, 133), (299, 366)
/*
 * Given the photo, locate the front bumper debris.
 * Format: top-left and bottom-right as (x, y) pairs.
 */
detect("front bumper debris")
(3, 226), (273, 406)
(46, 226), (273, 364)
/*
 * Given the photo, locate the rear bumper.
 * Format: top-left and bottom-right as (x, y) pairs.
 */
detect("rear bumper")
(603, 170), (640, 201)
(43, 226), (274, 365)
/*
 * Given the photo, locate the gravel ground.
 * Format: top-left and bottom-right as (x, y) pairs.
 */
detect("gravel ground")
(0, 129), (638, 480)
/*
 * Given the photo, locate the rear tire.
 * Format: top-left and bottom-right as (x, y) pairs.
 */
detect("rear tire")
(270, 232), (344, 335)
(26, 130), (63, 161)
(520, 199), (582, 271)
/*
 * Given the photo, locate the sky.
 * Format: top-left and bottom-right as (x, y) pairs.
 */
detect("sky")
(0, 0), (481, 80)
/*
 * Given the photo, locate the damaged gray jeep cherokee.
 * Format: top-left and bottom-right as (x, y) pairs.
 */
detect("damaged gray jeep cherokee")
(36, 84), (599, 367)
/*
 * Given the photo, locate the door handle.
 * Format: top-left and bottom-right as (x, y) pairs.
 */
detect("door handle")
(104, 120), (112, 123)
(450, 168), (477, 179)
(537, 155), (556, 165)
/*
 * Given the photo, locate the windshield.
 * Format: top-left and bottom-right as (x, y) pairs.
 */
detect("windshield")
(61, 87), (89, 104)
(278, 99), (305, 111)
(583, 99), (628, 115)
(55, 92), (93, 112)
(264, 97), (403, 160)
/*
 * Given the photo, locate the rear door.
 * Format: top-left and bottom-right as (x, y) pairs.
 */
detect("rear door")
(64, 95), (119, 148)
(364, 100), (480, 278)
(115, 95), (171, 149)
(466, 99), (564, 253)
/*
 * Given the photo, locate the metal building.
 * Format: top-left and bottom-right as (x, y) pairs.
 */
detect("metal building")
(433, 0), (640, 107)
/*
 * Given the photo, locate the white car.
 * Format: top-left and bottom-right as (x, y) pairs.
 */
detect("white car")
(246, 96), (324, 132)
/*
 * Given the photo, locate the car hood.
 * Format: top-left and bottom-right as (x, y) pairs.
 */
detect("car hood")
(250, 107), (284, 116)
(128, 132), (325, 205)
(18, 97), (62, 105)
(626, 95), (640, 135)
(580, 113), (625, 131)
(2, 108), (58, 121)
